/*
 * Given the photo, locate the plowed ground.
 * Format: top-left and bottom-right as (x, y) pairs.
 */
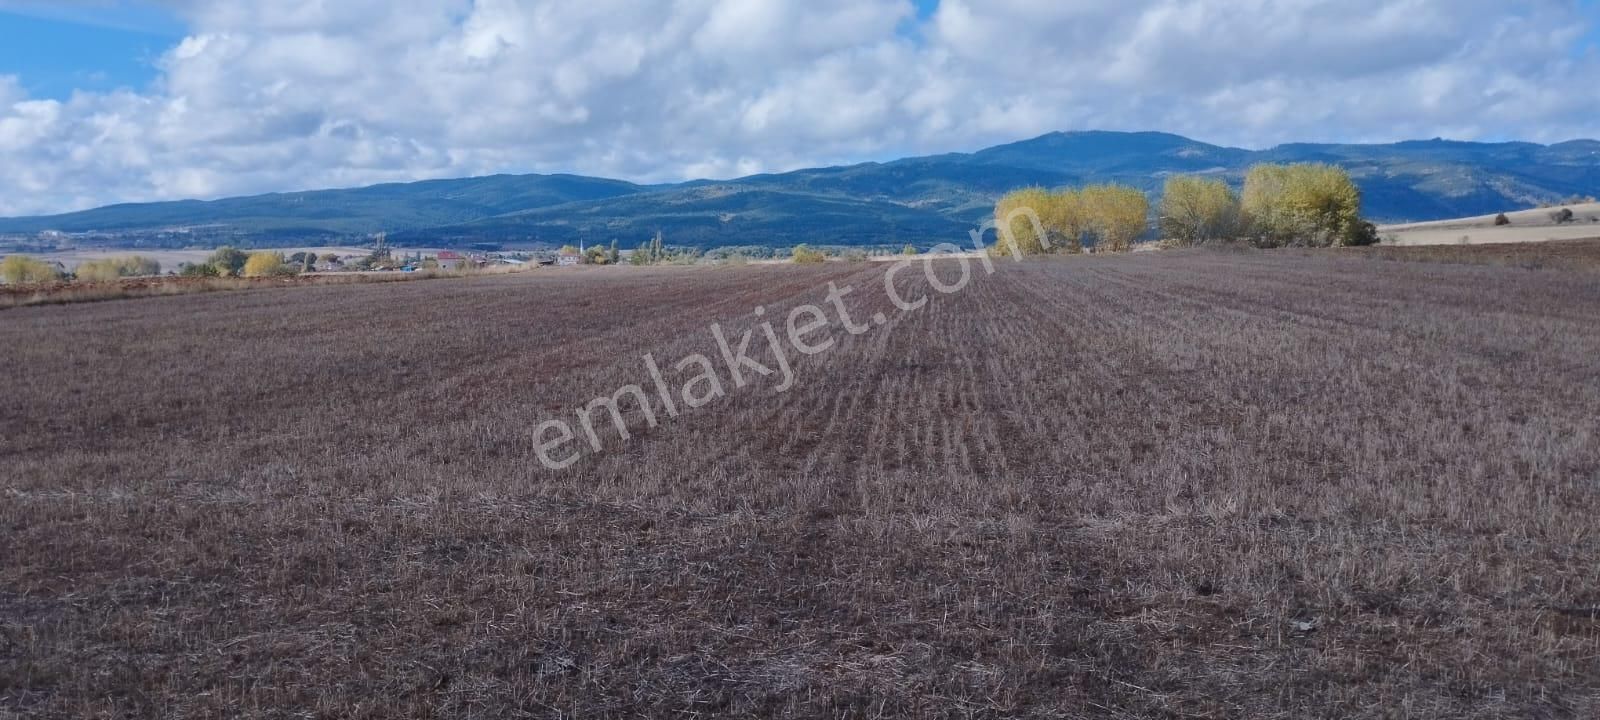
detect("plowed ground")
(3, 250), (1598, 718)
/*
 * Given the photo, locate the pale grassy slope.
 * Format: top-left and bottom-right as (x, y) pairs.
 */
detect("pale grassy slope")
(1378, 202), (1600, 246)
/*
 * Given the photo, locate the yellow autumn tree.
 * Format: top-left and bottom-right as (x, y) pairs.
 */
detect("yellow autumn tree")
(993, 187), (1054, 256)
(75, 256), (161, 282)
(1159, 176), (1241, 246)
(1080, 184), (1150, 253)
(242, 251), (288, 278)
(993, 188), (1090, 256)
(1242, 163), (1368, 247)
(791, 244), (827, 264)
(74, 260), (123, 283)
(0, 255), (61, 284)
(1040, 189), (1087, 254)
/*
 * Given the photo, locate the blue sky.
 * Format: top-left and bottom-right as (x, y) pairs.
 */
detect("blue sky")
(1582, 0), (1600, 54)
(0, 1), (183, 98)
(1, 0), (1598, 216)
(0, 0), (948, 91)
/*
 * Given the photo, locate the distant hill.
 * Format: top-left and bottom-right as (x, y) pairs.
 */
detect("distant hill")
(3, 131), (1597, 249)
(0, 174), (646, 243)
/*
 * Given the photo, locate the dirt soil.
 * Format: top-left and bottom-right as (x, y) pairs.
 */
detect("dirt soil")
(3, 252), (1598, 718)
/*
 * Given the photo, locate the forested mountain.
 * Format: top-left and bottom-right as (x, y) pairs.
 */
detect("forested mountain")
(4, 131), (1597, 249)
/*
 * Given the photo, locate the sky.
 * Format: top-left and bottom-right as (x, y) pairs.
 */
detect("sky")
(0, 0), (1597, 216)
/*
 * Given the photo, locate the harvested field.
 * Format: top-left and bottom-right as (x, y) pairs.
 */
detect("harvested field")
(3, 251), (1599, 718)
(1334, 238), (1600, 274)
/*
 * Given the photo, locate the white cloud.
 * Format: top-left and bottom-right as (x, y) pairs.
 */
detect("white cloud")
(1, 0), (1597, 216)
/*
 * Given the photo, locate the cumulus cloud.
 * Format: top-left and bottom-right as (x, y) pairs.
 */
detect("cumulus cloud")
(1, 0), (1596, 215)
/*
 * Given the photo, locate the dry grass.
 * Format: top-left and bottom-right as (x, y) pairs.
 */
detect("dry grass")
(2, 251), (1598, 718)
(1377, 202), (1600, 246)
(0, 265), (527, 310)
(1380, 201), (1600, 233)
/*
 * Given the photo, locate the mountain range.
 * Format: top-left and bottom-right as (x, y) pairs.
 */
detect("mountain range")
(3, 131), (1598, 249)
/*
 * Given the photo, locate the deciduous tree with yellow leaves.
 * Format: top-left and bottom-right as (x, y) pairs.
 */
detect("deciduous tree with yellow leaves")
(75, 256), (161, 283)
(1242, 163), (1374, 247)
(1159, 176), (1241, 246)
(1080, 183), (1150, 253)
(993, 187), (1096, 256)
(0, 255), (61, 284)
(993, 187), (1056, 257)
(791, 244), (827, 264)
(242, 252), (289, 278)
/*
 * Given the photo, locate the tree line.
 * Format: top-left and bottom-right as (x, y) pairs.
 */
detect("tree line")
(1, 255), (163, 285)
(993, 162), (1377, 256)
(177, 247), (336, 277)
(0, 247), (355, 286)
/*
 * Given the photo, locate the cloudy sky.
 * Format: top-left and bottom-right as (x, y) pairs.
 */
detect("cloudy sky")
(0, 0), (1597, 216)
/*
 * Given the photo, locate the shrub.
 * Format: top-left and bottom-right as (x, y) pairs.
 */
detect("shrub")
(902, 244), (919, 255)
(74, 261), (123, 283)
(1550, 208), (1575, 224)
(1080, 184), (1150, 253)
(791, 245), (827, 264)
(993, 188), (1058, 256)
(843, 249), (868, 263)
(993, 187), (1089, 256)
(1160, 176), (1241, 246)
(207, 247), (249, 277)
(994, 184), (1153, 255)
(583, 241), (621, 265)
(75, 256), (161, 282)
(115, 256), (160, 277)
(0, 255), (61, 284)
(1344, 220), (1380, 247)
(1494, 213), (1511, 226)
(286, 252), (318, 273)
(242, 252), (288, 278)
(642, 232), (669, 265)
(179, 262), (221, 278)
(1242, 163), (1366, 247)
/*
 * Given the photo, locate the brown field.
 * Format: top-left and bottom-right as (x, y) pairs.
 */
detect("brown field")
(3, 250), (1599, 718)
(1332, 238), (1600, 273)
